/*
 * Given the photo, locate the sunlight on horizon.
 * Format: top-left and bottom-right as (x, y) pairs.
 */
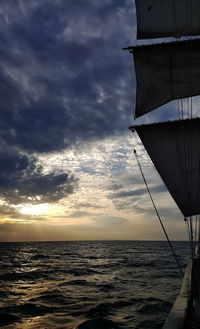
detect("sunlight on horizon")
(19, 203), (49, 216)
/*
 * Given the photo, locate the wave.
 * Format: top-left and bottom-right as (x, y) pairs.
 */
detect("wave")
(0, 270), (49, 281)
(31, 254), (49, 260)
(0, 312), (20, 326)
(0, 240), (188, 329)
(77, 317), (121, 329)
(65, 268), (100, 276)
(65, 279), (89, 286)
(137, 301), (172, 315)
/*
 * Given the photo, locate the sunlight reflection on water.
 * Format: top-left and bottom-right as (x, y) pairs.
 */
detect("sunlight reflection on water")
(0, 241), (190, 329)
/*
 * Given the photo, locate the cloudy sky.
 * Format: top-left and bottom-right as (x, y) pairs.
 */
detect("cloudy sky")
(0, 0), (187, 242)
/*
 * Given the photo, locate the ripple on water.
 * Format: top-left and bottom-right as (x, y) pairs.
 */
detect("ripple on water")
(0, 241), (189, 329)
(77, 318), (121, 329)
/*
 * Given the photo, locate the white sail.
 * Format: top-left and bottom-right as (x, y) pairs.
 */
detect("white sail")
(136, 0), (200, 39)
(130, 118), (200, 217)
(133, 39), (200, 118)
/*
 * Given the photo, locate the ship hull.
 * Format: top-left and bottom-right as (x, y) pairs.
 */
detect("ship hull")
(163, 259), (200, 329)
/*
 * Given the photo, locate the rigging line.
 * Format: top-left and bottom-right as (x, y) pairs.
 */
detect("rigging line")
(187, 132), (193, 214)
(186, 217), (193, 256)
(188, 39), (193, 120)
(197, 215), (199, 249)
(176, 99), (183, 120)
(190, 216), (194, 258)
(196, 215), (198, 254)
(187, 2), (194, 200)
(172, 0), (178, 38)
(194, 215), (197, 255)
(189, 0), (192, 37)
(132, 130), (161, 178)
(195, 157), (200, 213)
(180, 98), (184, 120)
(198, 214), (199, 241)
(198, 215), (199, 246)
(187, 0), (193, 119)
(190, 97), (193, 119)
(180, 121), (192, 215)
(134, 148), (183, 276)
(172, 35), (183, 120)
(172, 0), (185, 120)
(170, 1), (185, 121)
(177, 100), (181, 120)
(175, 124), (190, 217)
(129, 53), (135, 120)
(198, 215), (200, 253)
(184, 217), (191, 247)
(197, 215), (200, 258)
(197, 215), (199, 256)
(187, 6), (194, 198)
(189, 47), (194, 207)
(173, 44), (184, 121)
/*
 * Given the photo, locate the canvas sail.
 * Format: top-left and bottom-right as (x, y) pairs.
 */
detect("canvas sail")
(130, 118), (200, 217)
(135, 0), (200, 39)
(133, 39), (200, 118)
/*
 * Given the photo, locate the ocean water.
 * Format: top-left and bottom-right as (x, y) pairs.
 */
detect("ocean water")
(0, 240), (191, 329)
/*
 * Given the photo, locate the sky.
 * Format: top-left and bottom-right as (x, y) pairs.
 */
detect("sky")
(0, 0), (188, 242)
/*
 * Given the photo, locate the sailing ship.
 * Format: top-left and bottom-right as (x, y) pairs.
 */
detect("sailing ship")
(125, 0), (200, 328)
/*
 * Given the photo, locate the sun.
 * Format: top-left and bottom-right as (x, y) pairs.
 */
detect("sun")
(19, 203), (49, 215)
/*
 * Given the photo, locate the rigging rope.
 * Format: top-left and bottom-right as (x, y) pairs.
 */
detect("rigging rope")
(190, 216), (194, 258)
(129, 53), (135, 120)
(198, 215), (200, 254)
(184, 217), (191, 248)
(186, 217), (193, 257)
(134, 148), (183, 276)
(195, 215), (198, 254)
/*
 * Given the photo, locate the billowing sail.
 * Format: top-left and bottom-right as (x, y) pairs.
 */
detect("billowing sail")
(135, 0), (200, 39)
(130, 118), (200, 217)
(133, 39), (200, 118)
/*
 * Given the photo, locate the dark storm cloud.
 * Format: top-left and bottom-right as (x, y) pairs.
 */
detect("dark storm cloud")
(109, 184), (166, 199)
(0, 0), (133, 153)
(0, 147), (78, 205)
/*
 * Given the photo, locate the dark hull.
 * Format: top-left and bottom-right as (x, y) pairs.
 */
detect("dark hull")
(163, 259), (200, 329)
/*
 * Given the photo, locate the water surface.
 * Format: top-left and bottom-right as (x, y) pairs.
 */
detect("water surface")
(0, 241), (190, 328)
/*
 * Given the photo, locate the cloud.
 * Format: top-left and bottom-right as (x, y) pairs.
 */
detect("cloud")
(93, 215), (127, 227)
(109, 184), (166, 199)
(0, 147), (78, 205)
(67, 211), (92, 219)
(110, 188), (147, 198)
(0, 0), (134, 153)
(0, 203), (19, 218)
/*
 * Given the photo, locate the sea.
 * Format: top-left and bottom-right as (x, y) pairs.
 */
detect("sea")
(0, 240), (191, 329)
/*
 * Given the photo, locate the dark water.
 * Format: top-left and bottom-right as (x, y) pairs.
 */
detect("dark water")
(0, 241), (190, 329)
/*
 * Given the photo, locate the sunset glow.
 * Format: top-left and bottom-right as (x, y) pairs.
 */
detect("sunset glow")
(19, 204), (49, 216)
